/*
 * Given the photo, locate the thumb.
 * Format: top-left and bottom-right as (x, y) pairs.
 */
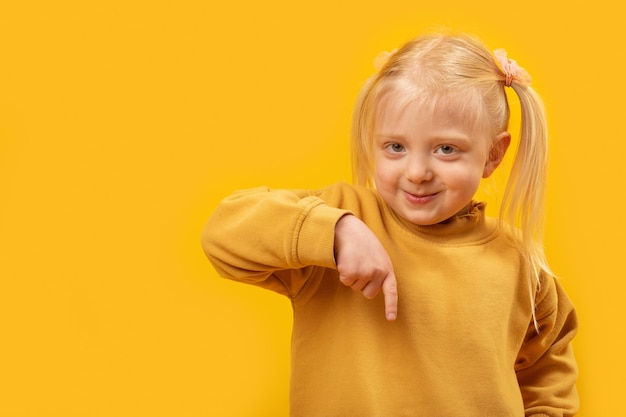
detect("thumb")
(381, 270), (398, 321)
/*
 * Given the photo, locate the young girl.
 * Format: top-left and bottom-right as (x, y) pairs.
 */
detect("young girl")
(202, 31), (579, 416)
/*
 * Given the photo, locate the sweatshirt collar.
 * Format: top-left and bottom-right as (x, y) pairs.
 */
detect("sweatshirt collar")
(383, 200), (499, 245)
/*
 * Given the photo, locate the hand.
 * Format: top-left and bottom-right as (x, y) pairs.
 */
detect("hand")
(333, 214), (398, 321)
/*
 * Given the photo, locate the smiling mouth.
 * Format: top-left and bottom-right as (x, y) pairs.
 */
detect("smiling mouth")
(404, 191), (438, 204)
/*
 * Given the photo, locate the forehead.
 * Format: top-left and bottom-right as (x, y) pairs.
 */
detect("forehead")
(374, 84), (489, 136)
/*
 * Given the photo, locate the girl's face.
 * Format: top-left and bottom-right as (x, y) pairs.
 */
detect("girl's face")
(373, 96), (509, 226)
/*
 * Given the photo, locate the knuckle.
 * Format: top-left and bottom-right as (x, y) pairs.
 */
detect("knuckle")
(372, 264), (386, 276)
(385, 285), (398, 295)
(339, 275), (354, 286)
(362, 289), (378, 300)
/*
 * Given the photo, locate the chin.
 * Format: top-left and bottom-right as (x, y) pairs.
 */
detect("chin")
(400, 213), (442, 226)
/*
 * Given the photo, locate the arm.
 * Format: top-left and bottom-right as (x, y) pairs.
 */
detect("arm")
(516, 277), (579, 417)
(202, 184), (398, 319)
(201, 186), (349, 298)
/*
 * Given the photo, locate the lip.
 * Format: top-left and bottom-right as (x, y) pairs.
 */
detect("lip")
(403, 190), (438, 205)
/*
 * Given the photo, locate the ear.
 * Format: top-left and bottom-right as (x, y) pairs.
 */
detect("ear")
(482, 132), (511, 178)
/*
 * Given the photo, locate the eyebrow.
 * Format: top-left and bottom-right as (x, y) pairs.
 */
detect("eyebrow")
(375, 131), (473, 142)
(375, 133), (405, 140)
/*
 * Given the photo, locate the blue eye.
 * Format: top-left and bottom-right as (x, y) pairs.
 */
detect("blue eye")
(437, 145), (455, 155)
(387, 143), (405, 153)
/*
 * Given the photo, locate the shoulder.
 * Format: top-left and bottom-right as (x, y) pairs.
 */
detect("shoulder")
(217, 182), (372, 203)
(215, 182), (382, 219)
(314, 181), (377, 199)
(310, 182), (382, 215)
(535, 273), (577, 319)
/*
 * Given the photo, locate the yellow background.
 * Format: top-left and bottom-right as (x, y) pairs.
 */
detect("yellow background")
(0, 1), (621, 416)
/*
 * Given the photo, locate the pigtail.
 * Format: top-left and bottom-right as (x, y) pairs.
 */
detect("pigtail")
(499, 80), (553, 331)
(501, 79), (553, 278)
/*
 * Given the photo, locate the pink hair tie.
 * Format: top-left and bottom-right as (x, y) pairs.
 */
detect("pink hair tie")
(494, 48), (531, 87)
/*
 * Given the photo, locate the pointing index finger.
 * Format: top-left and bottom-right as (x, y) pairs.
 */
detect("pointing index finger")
(382, 270), (398, 321)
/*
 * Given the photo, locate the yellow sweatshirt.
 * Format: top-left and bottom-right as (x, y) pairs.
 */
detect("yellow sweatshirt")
(202, 182), (579, 417)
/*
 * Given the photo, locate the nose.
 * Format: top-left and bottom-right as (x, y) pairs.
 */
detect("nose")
(405, 154), (433, 183)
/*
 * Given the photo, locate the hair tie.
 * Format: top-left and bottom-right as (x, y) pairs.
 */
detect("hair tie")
(493, 48), (531, 87)
(373, 49), (398, 71)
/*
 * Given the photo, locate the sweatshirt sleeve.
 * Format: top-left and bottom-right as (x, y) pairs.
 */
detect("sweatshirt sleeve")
(515, 275), (580, 417)
(201, 186), (352, 298)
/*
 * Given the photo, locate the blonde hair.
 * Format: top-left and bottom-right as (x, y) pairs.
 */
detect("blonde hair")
(351, 31), (552, 315)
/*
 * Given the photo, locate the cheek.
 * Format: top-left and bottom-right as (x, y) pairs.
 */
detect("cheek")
(373, 170), (387, 191)
(373, 160), (396, 189)
(445, 164), (484, 190)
